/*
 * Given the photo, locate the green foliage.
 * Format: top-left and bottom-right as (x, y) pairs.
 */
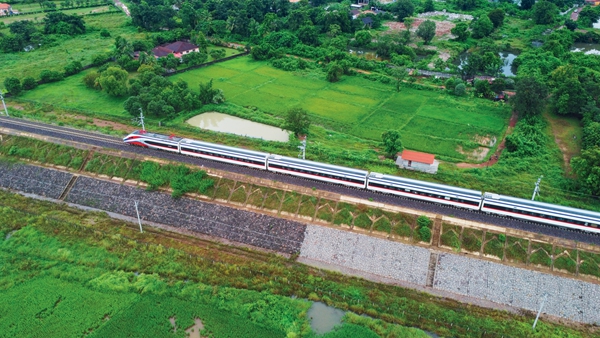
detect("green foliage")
(182, 51), (208, 66)
(471, 16), (494, 39)
(4, 77), (22, 96)
(198, 79), (225, 105)
(39, 70), (64, 83)
(423, 0), (435, 12)
(354, 30), (372, 48)
(451, 22), (469, 42)
(571, 146), (600, 195)
(416, 20), (436, 44)
(391, 0), (414, 22)
(487, 9), (505, 28)
(381, 130), (403, 158)
(283, 108), (311, 136)
(505, 117), (547, 157)
(83, 71), (100, 89)
(209, 48), (227, 60)
(532, 1), (558, 25)
(578, 6), (600, 28)
(418, 226), (431, 243)
(416, 215), (432, 228)
(511, 76), (548, 117)
(43, 12), (86, 35)
(454, 83), (466, 96)
(98, 67), (128, 97)
(64, 60), (83, 77)
(22, 77), (38, 90)
(139, 162), (214, 197)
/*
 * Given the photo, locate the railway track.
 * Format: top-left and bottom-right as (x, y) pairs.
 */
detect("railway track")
(2, 116), (600, 245)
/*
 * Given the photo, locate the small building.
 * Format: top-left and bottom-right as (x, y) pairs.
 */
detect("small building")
(0, 3), (13, 16)
(396, 150), (439, 174)
(361, 17), (373, 28)
(351, 9), (361, 19)
(585, 0), (600, 6)
(152, 41), (199, 59)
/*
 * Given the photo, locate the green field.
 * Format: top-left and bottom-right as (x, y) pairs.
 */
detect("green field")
(19, 55), (510, 161)
(173, 57), (510, 159)
(0, 12), (140, 86)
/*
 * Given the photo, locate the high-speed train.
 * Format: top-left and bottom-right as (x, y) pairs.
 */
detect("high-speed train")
(123, 130), (600, 234)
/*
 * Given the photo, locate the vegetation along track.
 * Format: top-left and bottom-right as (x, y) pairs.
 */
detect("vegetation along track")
(1, 116), (599, 246)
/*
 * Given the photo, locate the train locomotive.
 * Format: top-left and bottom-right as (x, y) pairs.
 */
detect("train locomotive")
(123, 130), (600, 234)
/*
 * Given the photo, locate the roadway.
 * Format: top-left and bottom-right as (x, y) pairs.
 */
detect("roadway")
(1, 116), (599, 245)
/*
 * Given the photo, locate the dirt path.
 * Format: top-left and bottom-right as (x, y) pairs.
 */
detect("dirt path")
(456, 111), (518, 168)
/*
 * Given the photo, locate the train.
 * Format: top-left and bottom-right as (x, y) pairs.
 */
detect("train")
(123, 130), (600, 234)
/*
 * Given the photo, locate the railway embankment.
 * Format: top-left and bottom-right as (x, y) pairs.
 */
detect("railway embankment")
(2, 161), (600, 325)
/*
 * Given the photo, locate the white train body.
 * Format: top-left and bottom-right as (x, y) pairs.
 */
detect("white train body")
(124, 130), (600, 234)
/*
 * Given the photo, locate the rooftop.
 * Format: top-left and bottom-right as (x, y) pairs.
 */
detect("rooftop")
(400, 150), (435, 165)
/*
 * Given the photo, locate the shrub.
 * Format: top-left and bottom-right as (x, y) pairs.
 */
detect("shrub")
(91, 53), (111, 66)
(4, 77), (22, 96)
(83, 71), (100, 89)
(64, 61), (83, 76)
(100, 29), (111, 37)
(454, 83), (466, 96)
(22, 77), (38, 90)
(39, 70), (64, 83)
(417, 215), (432, 228)
(418, 226), (432, 242)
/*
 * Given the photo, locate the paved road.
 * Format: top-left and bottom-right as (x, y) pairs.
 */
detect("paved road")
(1, 116), (599, 245)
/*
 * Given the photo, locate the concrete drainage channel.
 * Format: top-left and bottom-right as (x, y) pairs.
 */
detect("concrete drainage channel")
(1, 162), (600, 325)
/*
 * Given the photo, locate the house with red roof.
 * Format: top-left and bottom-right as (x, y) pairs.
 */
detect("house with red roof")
(152, 41), (199, 58)
(0, 3), (13, 16)
(396, 149), (439, 174)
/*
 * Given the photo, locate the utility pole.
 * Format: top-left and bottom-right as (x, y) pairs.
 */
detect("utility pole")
(0, 90), (9, 117)
(134, 201), (143, 233)
(298, 137), (306, 160)
(532, 293), (548, 331)
(138, 108), (145, 131)
(532, 175), (543, 201)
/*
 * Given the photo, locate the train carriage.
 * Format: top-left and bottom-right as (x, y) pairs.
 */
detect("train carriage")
(267, 155), (368, 189)
(481, 193), (600, 234)
(179, 138), (269, 170)
(366, 173), (483, 210)
(123, 130), (181, 153)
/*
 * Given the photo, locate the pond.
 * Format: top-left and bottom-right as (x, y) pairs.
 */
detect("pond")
(571, 42), (600, 56)
(186, 112), (290, 142)
(454, 51), (518, 77)
(306, 302), (346, 334)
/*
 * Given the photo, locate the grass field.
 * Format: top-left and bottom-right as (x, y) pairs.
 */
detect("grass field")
(174, 57), (511, 160)
(0, 12), (139, 86)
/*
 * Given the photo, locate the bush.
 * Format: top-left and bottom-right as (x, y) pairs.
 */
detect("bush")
(100, 29), (111, 37)
(417, 215), (432, 229)
(454, 83), (466, 96)
(83, 71), (100, 89)
(4, 77), (22, 96)
(64, 61), (83, 76)
(418, 226), (432, 242)
(22, 77), (38, 90)
(39, 70), (64, 83)
(91, 53), (111, 66)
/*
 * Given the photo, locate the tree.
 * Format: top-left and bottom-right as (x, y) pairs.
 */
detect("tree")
(22, 77), (38, 90)
(455, 0), (477, 10)
(474, 79), (492, 98)
(4, 77), (22, 96)
(64, 60), (83, 76)
(512, 76), (548, 117)
(423, 0), (435, 12)
(564, 19), (577, 31)
(520, 0), (535, 9)
(416, 20), (436, 44)
(532, 1), (558, 25)
(471, 16), (494, 39)
(83, 71), (100, 89)
(182, 51), (208, 66)
(283, 108), (311, 136)
(9, 20), (37, 41)
(578, 6), (600, 28)
(454, 83), (466, 96)
(39, 70), (64, 83)
(326, 61), (343, 82)
(159, 54), (179, 70)
(487, 9), (504, 28)
(297, 25), (319, 46)
(43, 12), (86, 35)
(392, 0), (414, 22)
(209, 49), (226, 60)
(98, 67), (128, 97)
(583, 122), (600, 150)
(451, 22), (469, 41)
(391, 67), (408, 92)
(199, 79), (224, 104)
(572, 147), (600, 195)
(354, 30), (372, 47)
(381, 130), (403, 158)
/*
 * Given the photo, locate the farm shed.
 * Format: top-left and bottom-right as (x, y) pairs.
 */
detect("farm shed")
(396, 150), (439, 174)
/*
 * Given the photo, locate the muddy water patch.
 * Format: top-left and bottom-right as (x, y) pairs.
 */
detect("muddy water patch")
(186, 112), (290, 142)
(307, 302), (346, 334)
(186, 318), (205, 338)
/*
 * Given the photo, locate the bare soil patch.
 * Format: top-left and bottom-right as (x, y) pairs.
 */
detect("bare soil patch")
(384, 19), (456, 37)
(67, 114), (133, 133)
(456, 112), (517, 168)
